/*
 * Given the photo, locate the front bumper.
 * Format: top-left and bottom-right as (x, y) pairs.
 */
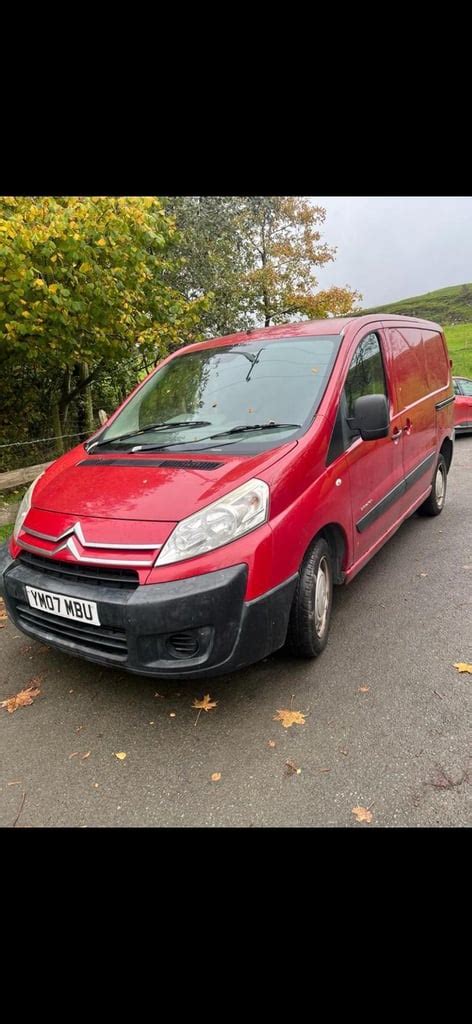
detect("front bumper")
(0, 542), (297, 679)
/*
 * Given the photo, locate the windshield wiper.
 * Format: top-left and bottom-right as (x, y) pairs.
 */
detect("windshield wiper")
(86, 420), (212, 452)
(208, 422), (301, 438)
(118, 422), (302, 454)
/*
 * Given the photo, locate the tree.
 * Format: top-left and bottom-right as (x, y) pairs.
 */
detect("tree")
(237, 196), (361, 326)
(164, 196), (361, 333)
(0, 196), (206, 447)
(163, 196), (251, 337)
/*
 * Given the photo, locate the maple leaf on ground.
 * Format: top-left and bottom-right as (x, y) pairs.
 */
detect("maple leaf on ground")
(273, 709), (306, 729)
(352, 806), (373, 823)
(193, 694), (217, 726)
(192, 694), (217, 712)
(114, 752), (127, 760)
(1, 681), (41, 714)
(453, 662), (472, 674)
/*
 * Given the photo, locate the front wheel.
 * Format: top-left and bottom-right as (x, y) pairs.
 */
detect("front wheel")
(418, 453), (447, 516)
(287, 538), (333, 658)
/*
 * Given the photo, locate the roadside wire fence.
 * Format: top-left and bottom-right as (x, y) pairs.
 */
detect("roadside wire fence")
(0, 431), (92, 475)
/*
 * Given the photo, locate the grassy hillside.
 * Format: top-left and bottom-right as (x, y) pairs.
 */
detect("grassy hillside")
(444, 323), (472, 378)
(362, 283), (472, 325)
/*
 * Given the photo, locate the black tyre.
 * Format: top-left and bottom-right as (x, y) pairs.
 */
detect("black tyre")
(287, 537), (333, 658)
(418, 453), (447, 517)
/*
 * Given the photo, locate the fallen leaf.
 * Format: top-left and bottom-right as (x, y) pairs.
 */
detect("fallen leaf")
(285, 760), (302, 775)
(169, 712), (176, 718)
(358, 686), (369, 693)
(352, 806), (373, 823)
(68, 752), (79, 759)
(7, 781), (22, 786)
(211, 772), (221, 782)
(1, 682), (41, 714)
(192, 694), (217, 713)
(114, 752), (127, 760)
(268, 740), (276, 749)
(81, 751), (91, 760)
(419, 572), (428, 577)
(453, 662), (472, 674)
(273, 708), (306, 729)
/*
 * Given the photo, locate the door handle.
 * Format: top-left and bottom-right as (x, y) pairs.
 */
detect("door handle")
(391, 428), (403, 442)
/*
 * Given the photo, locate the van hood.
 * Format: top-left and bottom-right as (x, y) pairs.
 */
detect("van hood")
(32, 442), (298, 522)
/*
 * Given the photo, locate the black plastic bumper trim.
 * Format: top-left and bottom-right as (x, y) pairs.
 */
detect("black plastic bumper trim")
(1, 545), (298, 679)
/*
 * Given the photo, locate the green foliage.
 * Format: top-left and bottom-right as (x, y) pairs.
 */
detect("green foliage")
(361, 283), (472, 325)
(0, 196), (205, 369)
(164, 196), (361, 333)
(0, 524), (13, 543)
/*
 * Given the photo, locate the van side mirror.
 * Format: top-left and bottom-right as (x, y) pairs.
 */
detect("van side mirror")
(348, 394), (389, 441)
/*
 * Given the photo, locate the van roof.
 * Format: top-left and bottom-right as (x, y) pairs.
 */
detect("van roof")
(178, 314), (443, 355)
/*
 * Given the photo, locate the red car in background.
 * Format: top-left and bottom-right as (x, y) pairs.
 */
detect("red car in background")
(453, 377), (472, 433)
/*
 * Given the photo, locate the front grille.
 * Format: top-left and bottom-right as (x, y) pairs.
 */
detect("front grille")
(15, 601), (128, 660)
(18, 551), (139, 589)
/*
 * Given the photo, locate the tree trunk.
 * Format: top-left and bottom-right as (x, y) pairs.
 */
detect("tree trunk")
(50, 400), (64, 455)
(80, 362), (94, 433)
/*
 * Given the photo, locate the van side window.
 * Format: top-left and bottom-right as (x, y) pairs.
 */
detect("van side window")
(460, 379), (472, 396)
(344, 333), (388, 417)
(453, 380), (462, 395)
(327, 332), (388, 464)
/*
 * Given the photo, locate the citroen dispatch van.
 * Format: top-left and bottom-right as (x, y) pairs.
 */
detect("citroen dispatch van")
(0, 315), (454, 679)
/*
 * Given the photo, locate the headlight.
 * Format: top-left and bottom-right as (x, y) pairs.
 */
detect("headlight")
(13, 473), (44, 541)
(156, 478), (269, 566)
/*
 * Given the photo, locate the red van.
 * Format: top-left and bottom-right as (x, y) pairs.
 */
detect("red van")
(0, 315), (454, 679)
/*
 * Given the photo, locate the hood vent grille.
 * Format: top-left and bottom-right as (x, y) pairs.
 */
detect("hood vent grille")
(79, 458), (223, 470)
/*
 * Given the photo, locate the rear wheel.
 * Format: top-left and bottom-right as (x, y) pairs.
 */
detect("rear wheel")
(287, 537), (333, 658)
(418, 453), (447, 517)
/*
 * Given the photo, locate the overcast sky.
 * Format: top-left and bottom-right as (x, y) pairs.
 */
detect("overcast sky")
(310, 196), (472, 307)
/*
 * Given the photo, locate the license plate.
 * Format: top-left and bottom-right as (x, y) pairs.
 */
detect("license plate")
(25, 586), (101, 626)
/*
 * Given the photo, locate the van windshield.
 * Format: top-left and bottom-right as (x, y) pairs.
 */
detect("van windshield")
(97, 335), (342, 454)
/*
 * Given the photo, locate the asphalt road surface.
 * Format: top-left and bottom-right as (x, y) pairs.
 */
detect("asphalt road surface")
(1, 438), (471, 828)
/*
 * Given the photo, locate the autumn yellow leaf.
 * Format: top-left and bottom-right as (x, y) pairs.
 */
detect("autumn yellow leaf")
(192, 694), (217, 712)
(97, 237), (106, 246)
(273, 708), (306, 728)
(48, 283), (59, 293)
(32, 278), (45, 288)
(352, 806), (373, 823)
(1, 682), (41, 714)
(211, 772), (221, 782)
(79, 262), (92, 273)
(453, 662), (472, 674)
(114, 752), (127, 760)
